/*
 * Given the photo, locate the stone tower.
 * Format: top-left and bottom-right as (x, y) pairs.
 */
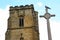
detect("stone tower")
(5, 4), (39, 40)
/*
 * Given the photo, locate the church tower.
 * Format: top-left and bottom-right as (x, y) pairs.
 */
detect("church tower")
(5, 4), (39, 40)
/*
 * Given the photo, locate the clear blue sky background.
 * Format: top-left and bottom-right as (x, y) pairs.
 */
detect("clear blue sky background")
(0, 0), (60, 21)
(0, 0), (60, 40)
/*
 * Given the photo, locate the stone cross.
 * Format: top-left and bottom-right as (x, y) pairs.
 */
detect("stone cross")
(40, 6), (55, 40)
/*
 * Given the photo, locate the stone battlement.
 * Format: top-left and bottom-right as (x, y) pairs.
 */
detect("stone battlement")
(10, 4), (34, 11)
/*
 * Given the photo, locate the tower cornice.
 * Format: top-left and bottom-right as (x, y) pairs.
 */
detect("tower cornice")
(9, 4), (34, 11)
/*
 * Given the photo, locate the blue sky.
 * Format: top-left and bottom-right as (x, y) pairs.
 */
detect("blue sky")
(0, 0), (60, 40)
(0, 0), (60, 21)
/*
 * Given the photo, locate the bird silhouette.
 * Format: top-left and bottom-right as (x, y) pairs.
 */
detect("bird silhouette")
(45, 6), (51, 9)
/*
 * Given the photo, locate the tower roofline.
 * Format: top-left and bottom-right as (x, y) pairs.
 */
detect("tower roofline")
(10, 4), (34, 11)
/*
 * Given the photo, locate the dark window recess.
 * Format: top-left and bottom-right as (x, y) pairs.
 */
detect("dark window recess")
(19, 17), (24, 27)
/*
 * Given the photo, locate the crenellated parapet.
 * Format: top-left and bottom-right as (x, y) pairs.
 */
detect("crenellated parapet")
(10, 4), (34, 11)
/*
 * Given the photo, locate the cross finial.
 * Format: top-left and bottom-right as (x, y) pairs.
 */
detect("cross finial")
(45, 6), (51, 13)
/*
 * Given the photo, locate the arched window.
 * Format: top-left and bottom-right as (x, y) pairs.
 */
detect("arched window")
(19, 16), (24, 27)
